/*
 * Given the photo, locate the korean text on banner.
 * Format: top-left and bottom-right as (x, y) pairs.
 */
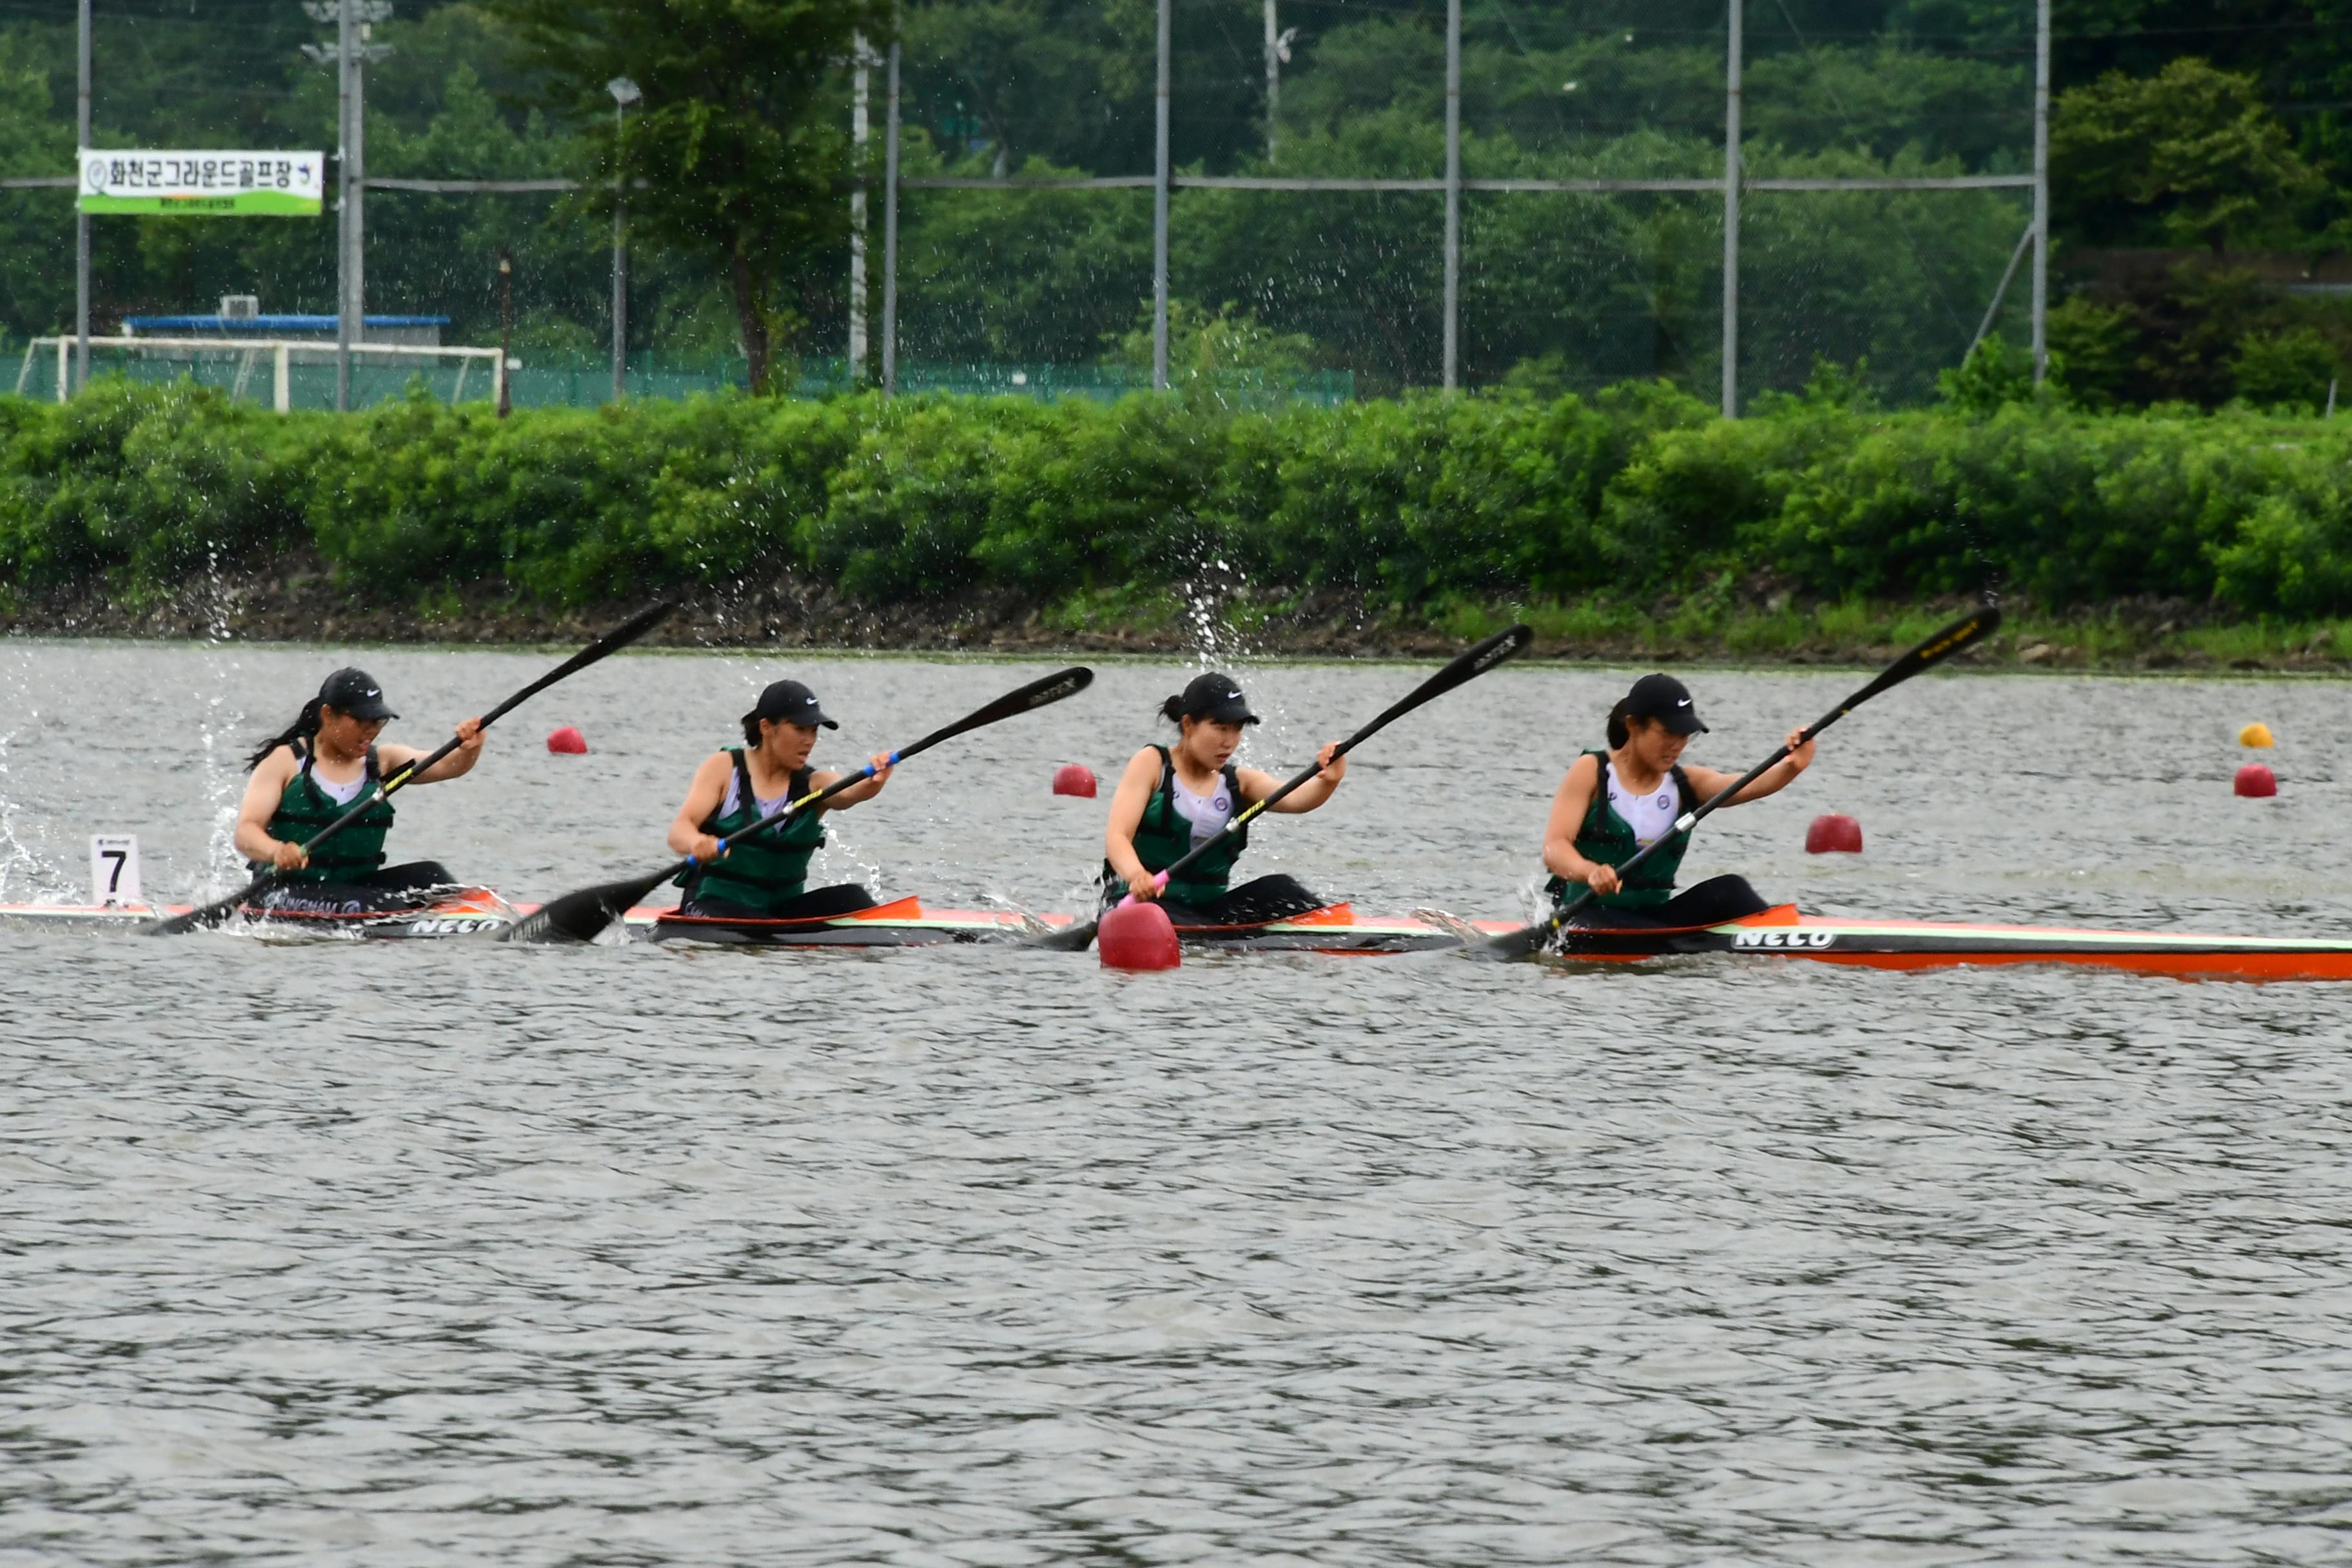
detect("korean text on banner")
(78, 150), (324, 217)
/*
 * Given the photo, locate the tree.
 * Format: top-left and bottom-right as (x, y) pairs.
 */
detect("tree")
(2231, 325), (2341, 410)
(484, 0), (891, 391)
(2052, 58), (2324, 255)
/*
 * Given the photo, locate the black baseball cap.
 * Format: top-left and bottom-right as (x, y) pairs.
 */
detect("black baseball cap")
(1623, 672), (1707, 736)
(1179, 672), (1259, 726)
(744, 679), (839, 731)
(318, 667), (397, 721)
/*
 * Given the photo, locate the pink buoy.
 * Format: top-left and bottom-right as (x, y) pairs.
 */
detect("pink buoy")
(1098, 899), (1181, 970)
(1052, 763), (1098, 798)
(1805, 813), (1863, 854)
(2235, 763), (2277, 798)
(547, 725), (588, 754)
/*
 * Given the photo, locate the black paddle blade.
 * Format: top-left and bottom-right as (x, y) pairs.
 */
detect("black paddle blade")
(502, 864), (678, 945)
(1336, 623), (1533, 758)
(896, 666), (1095, 763)
(1834, 602), (2001, 717)
(476, 599), (677, 728)
(1026, 914), (1101, 952)
(148, 874), (270, 936)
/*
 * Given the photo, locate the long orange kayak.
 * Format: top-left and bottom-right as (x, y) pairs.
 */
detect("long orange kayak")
(1542, 903), (2352, 981)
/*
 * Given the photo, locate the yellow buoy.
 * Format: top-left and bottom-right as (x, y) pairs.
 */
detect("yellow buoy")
(2240, 721), (2275, 749)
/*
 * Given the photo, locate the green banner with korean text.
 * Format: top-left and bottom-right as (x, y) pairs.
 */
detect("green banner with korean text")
(78, 150), (323, 216)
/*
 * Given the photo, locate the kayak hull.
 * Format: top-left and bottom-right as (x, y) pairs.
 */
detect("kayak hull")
(642, 899), (1514, 952)
(0, 890), (520, 940)
(1549, 906), (2352, 981)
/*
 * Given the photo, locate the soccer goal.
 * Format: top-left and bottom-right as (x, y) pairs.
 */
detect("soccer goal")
(13, 335), (508, 411)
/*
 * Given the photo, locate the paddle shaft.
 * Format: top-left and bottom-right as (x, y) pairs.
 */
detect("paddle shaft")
(1490, 603), (2001, 957)
(151, 600), (674, 934)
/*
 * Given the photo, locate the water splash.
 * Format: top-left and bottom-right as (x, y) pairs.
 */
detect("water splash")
(1179, 552), (1253, 674)
(0, 729), (60, 903)
(195, 547), (248, 901)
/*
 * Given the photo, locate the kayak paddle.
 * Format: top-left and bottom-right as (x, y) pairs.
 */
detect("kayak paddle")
(504, 665), (1097, 943)
(1035, 622), (1535, 954)
(1472, 600), (2001, 961)
(150, 600), (676, 936)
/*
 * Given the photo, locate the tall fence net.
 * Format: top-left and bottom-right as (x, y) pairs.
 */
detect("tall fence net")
(0, 0), (2039, 410)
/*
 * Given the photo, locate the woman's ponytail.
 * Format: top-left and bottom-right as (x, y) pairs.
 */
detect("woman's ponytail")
(244, 697), (325, 772)
(1157, 694), (1188, 725)
(1605, 700), (1631, 750)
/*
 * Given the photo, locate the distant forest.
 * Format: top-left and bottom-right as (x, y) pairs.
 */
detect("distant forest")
(3, 0), (2352, 406)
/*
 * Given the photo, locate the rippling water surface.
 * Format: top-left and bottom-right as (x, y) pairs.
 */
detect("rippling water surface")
(5, 640), (2352, 1565)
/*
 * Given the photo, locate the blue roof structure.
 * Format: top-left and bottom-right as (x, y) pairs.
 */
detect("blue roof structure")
(121, 313), (451, 331)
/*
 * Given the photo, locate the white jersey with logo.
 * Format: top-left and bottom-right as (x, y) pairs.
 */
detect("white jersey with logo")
(1605, 760), (1680, 846)
(1170, 769), (1237, 847)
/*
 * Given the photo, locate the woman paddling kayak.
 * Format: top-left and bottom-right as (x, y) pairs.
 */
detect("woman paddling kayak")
(1542, 672), (1816, 927)
(233, 667), (485, 914)
(1102, 672), (1347, 926)
(665, 679), (894, 920)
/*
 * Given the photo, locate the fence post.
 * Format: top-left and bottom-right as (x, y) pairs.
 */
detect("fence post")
(2030, 0), (2050, 384)
(75, 0), (90, 397)
(850, 37), (869, 382)
(1152, 0), (1171, 391)
(882, 37), (900, 397)
(335, 0), (352, 411)
(1720, 0), (1742, 418)
(273, 343), (290, 413)
(1443, 0), (1460, 391)
(56, 337), (68, 404)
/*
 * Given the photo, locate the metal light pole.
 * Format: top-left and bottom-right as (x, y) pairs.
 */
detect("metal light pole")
(881, 39), (900, 397)
(1442, 0), (1460, 390)
(608, 75), (639, 402)
(2030, 0), (2050, 384)
(848, 37), (870, 382)
(1152, 0), (1170, 390)
(497, 250), (513, 418)
(74, 0), (90, 395)
(304, 0), (389, 411)
(1720, 0), (1743, 418)
(334, 0), (351, 409)
(1264, 1), (1293, 162)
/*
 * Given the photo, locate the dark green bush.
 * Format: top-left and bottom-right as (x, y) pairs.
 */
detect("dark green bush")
(10, 375), (2352, 619)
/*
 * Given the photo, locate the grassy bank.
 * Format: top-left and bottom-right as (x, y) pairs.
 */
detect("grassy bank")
(12, 377), (2352, 671)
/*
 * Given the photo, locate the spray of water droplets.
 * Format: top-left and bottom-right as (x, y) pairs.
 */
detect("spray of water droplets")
(193, 547), (250, 901)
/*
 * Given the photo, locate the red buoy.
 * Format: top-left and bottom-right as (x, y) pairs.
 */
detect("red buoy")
(547, 725), (588, 754)
(1098, 899), (1180, 970)
(1052, 763), (1098, 798)
(1805, 813), (1863, 853)
(2235, 763), (2277, 798)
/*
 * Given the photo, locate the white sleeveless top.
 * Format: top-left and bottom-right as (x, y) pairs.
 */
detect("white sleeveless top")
(1170, 769), (1236, 847)
(1605, 760), (1680, 847)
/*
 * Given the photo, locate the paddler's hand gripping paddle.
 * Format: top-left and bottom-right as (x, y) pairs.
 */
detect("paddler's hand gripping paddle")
(1472, 600), (2001, 961)
(1032, 623), (1534, 952)
(148, 600), (676, 936)
(506, 665), (1096, 943)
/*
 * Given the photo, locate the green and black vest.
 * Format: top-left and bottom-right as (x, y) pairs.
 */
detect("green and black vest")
(258, 740), (393, 883)
(1110, 745), (1248, 905)
(675, 749), (825, 913)
(1547, 747), (1695, 912)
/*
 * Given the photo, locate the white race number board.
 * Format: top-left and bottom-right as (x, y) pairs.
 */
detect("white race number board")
(90, 834), (142, 905)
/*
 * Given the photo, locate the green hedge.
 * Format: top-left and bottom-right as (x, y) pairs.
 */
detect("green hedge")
(10, 377), (2352, 618)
